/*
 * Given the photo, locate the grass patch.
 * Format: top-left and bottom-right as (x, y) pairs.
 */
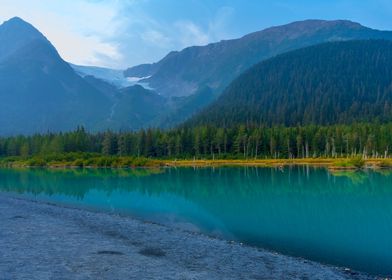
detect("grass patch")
(0, 153), (162, 168)
(1, 154), (391, 170)
(331, 157), (365, 170)
(378, 159), (392, 168)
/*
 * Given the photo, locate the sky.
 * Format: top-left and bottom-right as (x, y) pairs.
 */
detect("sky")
(1, 0), (391, 69)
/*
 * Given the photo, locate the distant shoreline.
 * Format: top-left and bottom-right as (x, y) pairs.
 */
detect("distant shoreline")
(1, 156), (392, 170)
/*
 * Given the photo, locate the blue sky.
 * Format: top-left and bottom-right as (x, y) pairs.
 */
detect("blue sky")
(0, 0), (391, 68)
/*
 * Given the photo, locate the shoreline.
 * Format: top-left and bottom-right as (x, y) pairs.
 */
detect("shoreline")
(0, 194), (373, 279)
(1, 157), (392, 170)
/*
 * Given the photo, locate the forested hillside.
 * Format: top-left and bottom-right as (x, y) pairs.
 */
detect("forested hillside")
(190, 40), (392, 127)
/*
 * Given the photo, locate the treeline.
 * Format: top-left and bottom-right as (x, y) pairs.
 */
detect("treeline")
(1, 123), (392, 159)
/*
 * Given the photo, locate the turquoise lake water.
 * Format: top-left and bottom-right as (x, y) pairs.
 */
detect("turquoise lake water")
(0, 167), (391, 277)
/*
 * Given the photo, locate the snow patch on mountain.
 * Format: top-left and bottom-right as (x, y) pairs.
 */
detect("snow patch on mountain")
(71, 64), (139, 88)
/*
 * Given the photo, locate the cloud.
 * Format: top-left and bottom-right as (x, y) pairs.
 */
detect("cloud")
(0, 0), (236, 68)
(172, 6), (235, 48)
(0, 0), (123, 68)
(113, 4), (235, 66)
(172, 7), (235, 48)
(174, 21), (210, 47)
(2, 0), (392, 69)
(141, 29), (171, 46)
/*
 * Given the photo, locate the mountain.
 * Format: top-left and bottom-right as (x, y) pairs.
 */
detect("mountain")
(0, 17), (166, 135)
(124, 20), (392, 126)
(4, 17), (392, 135)
(188, 40), (392, 127)
(124, 20), (392, 124)
(0, 17), (42, 61)
(0, 17), (113, 135)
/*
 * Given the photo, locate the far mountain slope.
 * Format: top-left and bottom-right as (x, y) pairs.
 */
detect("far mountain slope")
(0, 17), (111, 135)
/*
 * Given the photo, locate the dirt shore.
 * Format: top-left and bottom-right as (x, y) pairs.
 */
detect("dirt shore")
(0, 195), (374, 280)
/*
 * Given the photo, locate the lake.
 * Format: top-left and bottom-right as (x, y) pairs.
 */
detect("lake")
(0, 167), (391, 277)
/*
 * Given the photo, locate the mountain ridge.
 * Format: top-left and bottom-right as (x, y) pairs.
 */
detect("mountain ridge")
(3, 17), (392, 135)
(0, 17), (51, 61)
(124, 19), (392, 97)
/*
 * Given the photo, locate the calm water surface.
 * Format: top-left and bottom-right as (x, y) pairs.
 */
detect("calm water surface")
(0, 167), (391, 277)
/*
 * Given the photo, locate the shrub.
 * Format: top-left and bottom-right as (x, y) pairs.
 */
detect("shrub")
(348, 157), (365, 168)
(72, 159), (84, 168)
(27, 157), (47, 167)
(332, 157), (365, 169)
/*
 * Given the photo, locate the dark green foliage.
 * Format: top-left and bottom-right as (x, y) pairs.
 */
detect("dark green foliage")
(349, 157), (366, 168)
(0, 151), (154, 168)
(1, 123), (392, 160)
(190, 40), (392, 127)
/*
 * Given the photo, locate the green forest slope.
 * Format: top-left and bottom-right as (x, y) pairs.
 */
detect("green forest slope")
(190, 40), (392, 127)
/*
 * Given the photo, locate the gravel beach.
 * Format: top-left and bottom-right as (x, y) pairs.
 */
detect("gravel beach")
(0, 195), (374, 280)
